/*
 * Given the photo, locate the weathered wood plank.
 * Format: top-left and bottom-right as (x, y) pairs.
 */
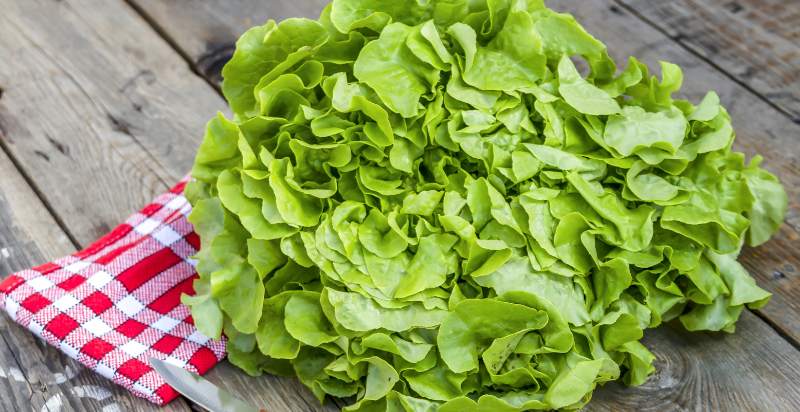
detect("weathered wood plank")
(130, 0), (328, 84)
(0, 148), (64, 412)
(0, 314), (40, 412)
(0, 0), (329, 408)
(618, 0), (800, 122)
(0, 0), (223, 245)
(589, 311), (800, 411)
(0, 147), (189, 411)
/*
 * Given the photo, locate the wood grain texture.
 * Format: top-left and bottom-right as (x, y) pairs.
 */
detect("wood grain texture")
(0, 147), (68, 412)
(618, 0), (800, 122)
(0, 148), (189, 411)
(130, 0), (328, 83)
(0, 0), (224, 246)
(589, 311), (800, 411)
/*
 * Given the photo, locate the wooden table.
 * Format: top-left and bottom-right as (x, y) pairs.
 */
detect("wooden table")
(0, 0), (798, 410)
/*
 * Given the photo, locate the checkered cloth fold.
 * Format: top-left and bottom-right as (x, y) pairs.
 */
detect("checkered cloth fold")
(0, 178), (226, 405)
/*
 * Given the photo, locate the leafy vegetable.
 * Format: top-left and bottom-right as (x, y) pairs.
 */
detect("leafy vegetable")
(186, 0), (787, 410)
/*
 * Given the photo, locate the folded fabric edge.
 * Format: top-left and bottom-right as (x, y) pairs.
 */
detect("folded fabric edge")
(0, 177), (226, 405)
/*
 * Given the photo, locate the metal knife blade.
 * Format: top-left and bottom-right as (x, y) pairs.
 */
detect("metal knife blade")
(149, 358), (263, 412)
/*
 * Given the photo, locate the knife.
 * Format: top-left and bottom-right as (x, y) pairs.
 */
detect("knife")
(149, 358), (264, 412)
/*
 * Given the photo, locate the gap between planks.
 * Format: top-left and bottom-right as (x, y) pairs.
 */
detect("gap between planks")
(122, 0), (224, 97)
(612, 0), (800, 124)
(0, 138), (82, 251)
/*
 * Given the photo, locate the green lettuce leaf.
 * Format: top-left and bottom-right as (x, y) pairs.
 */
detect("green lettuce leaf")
(188, 1), (787, 410)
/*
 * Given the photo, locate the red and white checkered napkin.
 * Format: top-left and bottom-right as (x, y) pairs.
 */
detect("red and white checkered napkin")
(0, 179), (226, 405)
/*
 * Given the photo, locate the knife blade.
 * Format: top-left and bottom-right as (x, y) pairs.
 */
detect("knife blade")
(149, 358), (263, 412)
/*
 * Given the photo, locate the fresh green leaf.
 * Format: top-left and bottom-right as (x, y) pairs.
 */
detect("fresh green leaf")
(188, 2), (787, 409)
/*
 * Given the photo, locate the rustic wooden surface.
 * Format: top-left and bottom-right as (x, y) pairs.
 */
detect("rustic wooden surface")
(0, 0), (222, 244)
(618, 0), (800, 122)
(589, 311), (800, 411)
(0, 0), (798, 411)
(130, 0), (329, 84)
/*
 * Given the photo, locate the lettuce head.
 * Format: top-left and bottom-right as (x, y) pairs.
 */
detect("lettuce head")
(185, 0), (788, 410)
